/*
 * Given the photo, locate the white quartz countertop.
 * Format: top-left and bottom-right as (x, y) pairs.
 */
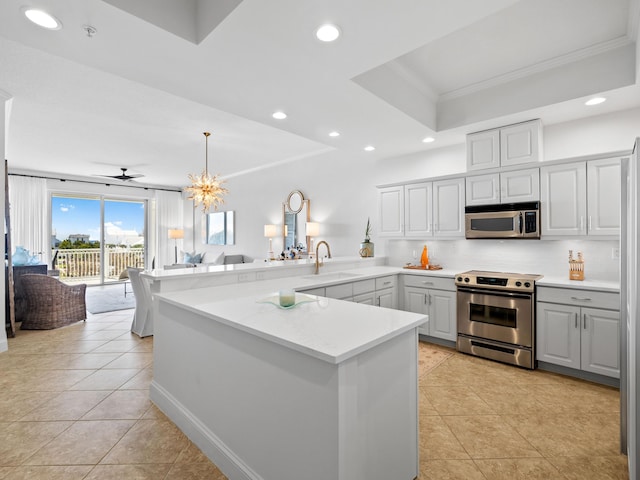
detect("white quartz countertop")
(156, 270), (427, 364)
(536, 276), (620, 293)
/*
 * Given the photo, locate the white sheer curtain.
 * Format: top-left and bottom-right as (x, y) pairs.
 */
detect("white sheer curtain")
(155, 190), (183, 268)
(8, 175), (48, 265)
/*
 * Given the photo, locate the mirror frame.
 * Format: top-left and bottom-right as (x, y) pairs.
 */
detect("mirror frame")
(282, 190), (310, 256)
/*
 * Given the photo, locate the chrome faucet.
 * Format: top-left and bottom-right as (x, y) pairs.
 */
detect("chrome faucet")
(315, 240), (331, 274)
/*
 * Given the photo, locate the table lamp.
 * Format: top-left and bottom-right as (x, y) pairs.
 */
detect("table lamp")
(306, 222), (319, 258)
(264, 224), (278, 260)
(168, 229), (184, 264)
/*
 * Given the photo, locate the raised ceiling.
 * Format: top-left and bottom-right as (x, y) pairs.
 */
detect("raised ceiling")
(0, 0), (638, 188)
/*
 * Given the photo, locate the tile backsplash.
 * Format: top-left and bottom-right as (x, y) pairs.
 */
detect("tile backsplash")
(386, 238), (620, 282)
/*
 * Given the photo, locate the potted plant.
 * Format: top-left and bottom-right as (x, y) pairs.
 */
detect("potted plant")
(359, 218), (374, 258)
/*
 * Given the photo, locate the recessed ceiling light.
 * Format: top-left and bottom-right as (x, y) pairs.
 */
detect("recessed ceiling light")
(585, 97), (606, 106)
(23, 8), (62, 30)
(364, 145), (375, 152)
(422, 136), (435, 143)
(316, 24), (340, 42)
(329, 131), (340, 137)
(272, 111), (287, 120)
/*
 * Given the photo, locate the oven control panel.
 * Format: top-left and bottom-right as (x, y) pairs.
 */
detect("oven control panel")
(454, 270), (542, 292)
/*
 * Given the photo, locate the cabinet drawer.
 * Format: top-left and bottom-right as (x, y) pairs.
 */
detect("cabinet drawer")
(375, 275), (397, 290)
(403, 274), (454, 291)
(353, 279), (375, 296)
(325, 283), (353, 299)
(537, 287), (619, 310)
(299, 287), (325, 297)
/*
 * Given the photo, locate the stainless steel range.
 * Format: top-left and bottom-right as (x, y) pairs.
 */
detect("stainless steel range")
(455, 270), (543, 369)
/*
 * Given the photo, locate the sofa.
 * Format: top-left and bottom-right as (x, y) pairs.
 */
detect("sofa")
(164, 253), (248, 270)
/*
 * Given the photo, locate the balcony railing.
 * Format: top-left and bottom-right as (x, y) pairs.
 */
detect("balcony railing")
(53, 248), (145, 284)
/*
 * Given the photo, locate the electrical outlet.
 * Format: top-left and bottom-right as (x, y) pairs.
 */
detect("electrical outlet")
(612, 247), (620, 259)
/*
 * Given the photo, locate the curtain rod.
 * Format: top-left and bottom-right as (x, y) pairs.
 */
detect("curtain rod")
(7, 171), (182, 193)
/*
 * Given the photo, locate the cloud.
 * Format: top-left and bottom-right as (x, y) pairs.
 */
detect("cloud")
(59, 203), (75, 213)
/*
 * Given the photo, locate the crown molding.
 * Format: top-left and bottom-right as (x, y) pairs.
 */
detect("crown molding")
(439, 37), (634, 102)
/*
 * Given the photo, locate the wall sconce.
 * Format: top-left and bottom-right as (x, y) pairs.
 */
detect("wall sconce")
(306, 222), (319, 258)
(264, 224), (278, 260)
(168, 229), (184, 264)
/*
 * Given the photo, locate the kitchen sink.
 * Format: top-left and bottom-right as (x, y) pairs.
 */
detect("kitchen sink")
(301, 272), (363, 281)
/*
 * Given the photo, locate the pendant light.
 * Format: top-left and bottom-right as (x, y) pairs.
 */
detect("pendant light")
(185, 132), (228, 212)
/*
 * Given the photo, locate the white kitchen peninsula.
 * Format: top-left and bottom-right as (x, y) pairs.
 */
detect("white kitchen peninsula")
(150, 279), (427, 480)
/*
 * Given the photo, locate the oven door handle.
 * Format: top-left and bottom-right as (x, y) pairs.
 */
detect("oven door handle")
(457, 286), (532, 300)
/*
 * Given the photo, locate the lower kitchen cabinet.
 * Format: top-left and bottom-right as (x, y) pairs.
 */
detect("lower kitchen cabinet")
(402, 275), (456, 341)
(537, 288), (620, 378)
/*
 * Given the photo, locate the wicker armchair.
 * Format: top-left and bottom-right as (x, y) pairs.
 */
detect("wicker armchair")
(19, 274), (87, 329)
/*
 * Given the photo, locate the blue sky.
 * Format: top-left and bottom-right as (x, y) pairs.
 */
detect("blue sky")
(52, 196), (145, 242)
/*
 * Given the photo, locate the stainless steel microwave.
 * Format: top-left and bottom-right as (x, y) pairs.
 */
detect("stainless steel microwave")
(465, 202), (540, 239)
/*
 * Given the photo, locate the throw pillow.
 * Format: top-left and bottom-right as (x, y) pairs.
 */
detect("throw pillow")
(183, 251), (203, 264)
(211, 251), (225, 265)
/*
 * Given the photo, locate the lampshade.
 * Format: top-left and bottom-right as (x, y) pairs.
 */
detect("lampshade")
(306, 222), (320, 237)
(264, 224), (278, 238)
(168, 229), (184, 240)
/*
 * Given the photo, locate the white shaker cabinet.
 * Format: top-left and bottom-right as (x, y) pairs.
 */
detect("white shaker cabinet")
(541, 158), (620, 236)
(586, 158), (621, 235)
(379, 179), (463, 238)
(404, 182), (433, 237)
(378, 186), (404, 237)
(540, 162), (587, 236)
(499, 120), (542, 167)
(433, 178), (465, 237)
(467, 129), (500, 171)
(465, 168), (539, 206)
(467, 119), (542, 171)
(537, 287), (620, 378)
(402, 275), (456, 341)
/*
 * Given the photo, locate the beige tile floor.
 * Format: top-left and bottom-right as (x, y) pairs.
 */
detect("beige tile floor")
(0, 309), (629, 479)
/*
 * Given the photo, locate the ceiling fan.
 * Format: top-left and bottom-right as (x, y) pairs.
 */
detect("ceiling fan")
(96, 168), (144, 181)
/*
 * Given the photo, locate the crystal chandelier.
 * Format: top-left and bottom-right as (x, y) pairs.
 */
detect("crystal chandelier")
(186, 132), (228, 213)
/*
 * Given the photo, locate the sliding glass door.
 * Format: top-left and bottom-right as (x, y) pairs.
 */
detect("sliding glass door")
(51, 195), (146, 285)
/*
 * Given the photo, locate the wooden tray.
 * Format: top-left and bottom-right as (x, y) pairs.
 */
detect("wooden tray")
(402, 265), (443, 270)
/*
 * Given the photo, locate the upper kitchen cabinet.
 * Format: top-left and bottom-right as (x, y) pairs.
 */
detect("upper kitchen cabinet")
(378, 186), (404, 237)
(432, 178), (465, 237)
(467, 119), (542, 172)
(404, 182), (433, 237)
(465, 168), (540, 206)
(540, 157), (620, 237)
(378, 178), (464, 238)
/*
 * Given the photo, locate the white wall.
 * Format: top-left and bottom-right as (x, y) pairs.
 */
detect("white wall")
(186, 107), (640, 280)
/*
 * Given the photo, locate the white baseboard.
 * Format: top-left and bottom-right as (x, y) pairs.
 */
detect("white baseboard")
(0, 337), (7, 353)
(149, 380), (262, 480)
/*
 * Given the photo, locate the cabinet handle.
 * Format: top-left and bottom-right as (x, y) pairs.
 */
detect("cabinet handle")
(421, 281), (434, 285)
(571, 296), (592, 301)
(428, 293), (432, 305)
(383, 281), (392, 286)
(424, 294), (427, 305)
(574, 313), (578, 328)
(583, 313), (587, 329)
(588, 216), (592, 231)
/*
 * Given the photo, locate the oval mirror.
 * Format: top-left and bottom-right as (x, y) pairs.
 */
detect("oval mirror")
(286, 190), (304, 214)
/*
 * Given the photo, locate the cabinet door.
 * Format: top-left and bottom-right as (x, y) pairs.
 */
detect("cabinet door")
(467, 129), (500, 171)
(499, 120), (541, 166)
(581, 307), (620, 378)
(403, 286), (429, 335)
(353, 292), (375, 305)
(433, 178), (465, 237)
(500, 168), (540, 203)
(536, 302), (581, 368)
(404, 182), (433, 237)
(587, 158), (621, 236)
(428, 290), (457, 342)
(540, 162), (587, 236)
(378, 186), (404, 237)
(376, 288), (397, 309)
(465, 173), (499, 206)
